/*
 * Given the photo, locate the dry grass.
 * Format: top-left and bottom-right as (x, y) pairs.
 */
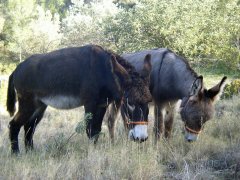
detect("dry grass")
(0, 78), (240, 180)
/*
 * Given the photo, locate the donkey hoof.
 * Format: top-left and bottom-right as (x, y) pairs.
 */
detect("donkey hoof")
(11, 149), (20, 155)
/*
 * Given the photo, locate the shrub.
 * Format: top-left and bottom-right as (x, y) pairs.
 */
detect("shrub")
(222, 79), (240, 99)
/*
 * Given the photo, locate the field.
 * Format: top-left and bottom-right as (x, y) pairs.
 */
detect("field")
(1, 0), (239, 178)
(0, 73), (240, 180)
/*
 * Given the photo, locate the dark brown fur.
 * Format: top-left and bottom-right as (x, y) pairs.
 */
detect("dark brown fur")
(6, 45), (152, 153)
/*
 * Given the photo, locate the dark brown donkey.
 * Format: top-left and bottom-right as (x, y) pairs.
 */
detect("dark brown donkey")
(6, 45), (152, 153)
(111, 48), (226, 142)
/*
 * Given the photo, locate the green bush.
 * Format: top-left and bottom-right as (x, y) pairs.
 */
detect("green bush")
(0, 60), (16, 74)
(1, 0), (240, 71)
(102, 0), (240, 70)
(222, 79), (240, 99)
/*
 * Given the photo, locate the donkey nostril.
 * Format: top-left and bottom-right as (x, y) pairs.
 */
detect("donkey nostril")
(137, 137), (148, 143)
(143, 137), (148, 142)
(187, 139), (193, 143)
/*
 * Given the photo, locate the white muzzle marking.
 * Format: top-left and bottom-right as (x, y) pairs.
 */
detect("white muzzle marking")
(185, 132), (198, 142)
(128, 125), (148, 141)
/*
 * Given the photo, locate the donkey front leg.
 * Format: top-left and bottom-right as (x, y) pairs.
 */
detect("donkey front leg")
(85, 103), (107, 143)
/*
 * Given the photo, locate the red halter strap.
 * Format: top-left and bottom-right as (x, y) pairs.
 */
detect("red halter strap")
(185, 125), (201, 135)
(126, 121), (148, 125)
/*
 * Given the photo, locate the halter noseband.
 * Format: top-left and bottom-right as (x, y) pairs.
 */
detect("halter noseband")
(126, 120), (148, 125)
(185, 124), (201, 134)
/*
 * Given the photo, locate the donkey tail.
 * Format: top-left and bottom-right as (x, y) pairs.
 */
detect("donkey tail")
(7, 72), (16, 117)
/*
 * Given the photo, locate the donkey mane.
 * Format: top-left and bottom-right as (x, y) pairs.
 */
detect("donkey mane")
(177, 54), (198, 78)
(92, 45), (142, 90)
(92, 44), (137, 75)
(111, 52), (138, 74)
(104, 48), (140, 78)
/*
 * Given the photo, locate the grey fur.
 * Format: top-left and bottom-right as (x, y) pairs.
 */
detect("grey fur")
(122, 48), (227, 142)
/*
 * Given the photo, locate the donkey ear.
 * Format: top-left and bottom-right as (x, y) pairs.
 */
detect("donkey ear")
(111, 55), (129, 79)
(207, 76), (227, 101)
(141, 54), (152, 77)
(190, 75), (203, 96)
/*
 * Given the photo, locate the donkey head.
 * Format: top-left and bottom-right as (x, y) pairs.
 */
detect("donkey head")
(180, 76), (227, 142)
(121, 54), (152, 142)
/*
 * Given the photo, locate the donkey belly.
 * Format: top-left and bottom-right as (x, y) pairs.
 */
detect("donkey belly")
(40, 95), (83, 109)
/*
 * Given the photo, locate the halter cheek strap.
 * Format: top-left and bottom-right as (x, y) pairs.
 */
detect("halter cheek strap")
(123, 98), (148, 126)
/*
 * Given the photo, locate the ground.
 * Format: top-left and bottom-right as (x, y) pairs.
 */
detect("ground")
(0, 73), (239, 179)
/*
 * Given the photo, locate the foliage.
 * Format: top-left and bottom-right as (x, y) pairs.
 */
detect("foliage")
(1, 0), (36, 61)
(61, 0), (119, 47)
(0, 0), (239, 72)
(75, 113), (92, 134)
(222, 79), (240, 99)
(27, 6), (62, 54)
(0, 62), (16, 74)
(38, 0), (72, 19)
(103, 0), (240, 69)
(0, 0), (61, 62)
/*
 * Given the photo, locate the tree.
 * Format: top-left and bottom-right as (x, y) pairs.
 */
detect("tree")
(37, 0), (73, 19)
(102, 0), (240, 70)
(2, 0), (37, 61)
(61, 0), (119, 47)
(28, 6), (62, 54)
(1, 0), (61, 62)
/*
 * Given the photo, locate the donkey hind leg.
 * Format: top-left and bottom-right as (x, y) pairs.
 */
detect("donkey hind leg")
(154, 104), (164, 143)
(24, 104), (47, 151)
(164, 103), (176, 139)
(9, 97), (37, 153)
(85, 104), (107, 143)
(106, 100), (121, 143)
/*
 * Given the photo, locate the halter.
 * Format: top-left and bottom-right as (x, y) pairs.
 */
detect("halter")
(181, 97), (203, 135)
(126, 120), (148, 125)
(181, 77), (204, 135)
(123, 97), (148, 127)
(185, 124), (201, 134)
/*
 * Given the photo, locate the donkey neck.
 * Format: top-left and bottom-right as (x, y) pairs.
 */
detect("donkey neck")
(177, 64), (199, 99)
(156, 50), (199, 101)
